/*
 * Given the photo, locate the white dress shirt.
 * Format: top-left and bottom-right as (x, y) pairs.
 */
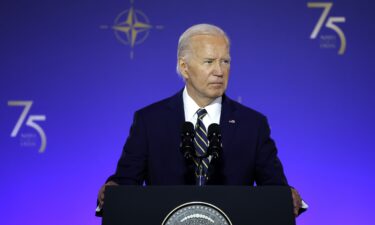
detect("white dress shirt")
(183, 87), (222, 128)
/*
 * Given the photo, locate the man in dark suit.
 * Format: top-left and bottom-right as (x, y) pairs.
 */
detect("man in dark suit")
(97, 24), (306, 216)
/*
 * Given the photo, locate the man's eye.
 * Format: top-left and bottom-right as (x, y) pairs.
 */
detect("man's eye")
(222, 59), (230, 64)
(204, 60), (214, 64)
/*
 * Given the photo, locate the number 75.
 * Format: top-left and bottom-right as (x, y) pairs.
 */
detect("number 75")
(8, 101), (47, 153)
(307, 2), (346, 55)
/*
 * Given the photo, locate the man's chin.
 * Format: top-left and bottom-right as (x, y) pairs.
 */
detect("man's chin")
(207, 89), (225, 99)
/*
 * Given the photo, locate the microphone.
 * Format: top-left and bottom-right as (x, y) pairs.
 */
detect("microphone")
(180, 122), (195, 159)
(207, 123), (222, 159)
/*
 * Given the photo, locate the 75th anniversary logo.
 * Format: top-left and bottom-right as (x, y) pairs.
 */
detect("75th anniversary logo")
(307, 2), (347, 55)
(7, 101), (47, 153)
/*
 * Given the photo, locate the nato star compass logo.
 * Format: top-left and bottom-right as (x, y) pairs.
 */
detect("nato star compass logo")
(100, 0), (163, 59)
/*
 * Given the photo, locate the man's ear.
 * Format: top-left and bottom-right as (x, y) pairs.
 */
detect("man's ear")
(179, 57), (189, 80)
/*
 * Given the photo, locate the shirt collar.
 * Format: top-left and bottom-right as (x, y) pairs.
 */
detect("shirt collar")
(183, 86), (222, 124)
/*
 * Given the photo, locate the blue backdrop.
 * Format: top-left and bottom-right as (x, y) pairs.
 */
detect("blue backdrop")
(1, 0), (374, 224)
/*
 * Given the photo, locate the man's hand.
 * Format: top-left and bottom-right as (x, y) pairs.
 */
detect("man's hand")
(291, 188), (302, 217)
(97, 181), (118, 209)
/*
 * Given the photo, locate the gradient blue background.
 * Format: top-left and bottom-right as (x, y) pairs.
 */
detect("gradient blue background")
(1, 0), (374, 224)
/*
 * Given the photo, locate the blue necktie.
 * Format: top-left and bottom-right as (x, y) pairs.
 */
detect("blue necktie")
(194, 108), (210, 185)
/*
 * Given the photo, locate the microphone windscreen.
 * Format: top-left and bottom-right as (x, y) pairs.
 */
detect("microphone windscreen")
(182, 122), (194, 134)
(207, 123), (221, 138)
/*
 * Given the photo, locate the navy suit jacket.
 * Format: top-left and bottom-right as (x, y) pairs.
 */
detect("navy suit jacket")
(108, 90), (288, 186)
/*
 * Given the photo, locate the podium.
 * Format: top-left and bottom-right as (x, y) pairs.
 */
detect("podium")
(102, 186), (296, 225)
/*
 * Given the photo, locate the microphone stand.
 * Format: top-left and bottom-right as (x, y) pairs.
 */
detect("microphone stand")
(197, 157), (204, 186)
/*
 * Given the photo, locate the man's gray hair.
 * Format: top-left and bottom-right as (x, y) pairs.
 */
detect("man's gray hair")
(176, 24), (230, 76)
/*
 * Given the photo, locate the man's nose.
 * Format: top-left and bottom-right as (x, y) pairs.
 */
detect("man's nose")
(213, 61), (224, 76)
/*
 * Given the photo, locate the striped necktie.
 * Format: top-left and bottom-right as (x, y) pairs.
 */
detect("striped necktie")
(194, 108), (210, 185)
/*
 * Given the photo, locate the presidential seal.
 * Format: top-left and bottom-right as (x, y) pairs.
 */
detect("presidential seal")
(162, 201), (232, 225)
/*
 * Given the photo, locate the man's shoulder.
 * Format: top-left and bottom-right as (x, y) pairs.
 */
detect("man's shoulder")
(224, 95), (267, 121)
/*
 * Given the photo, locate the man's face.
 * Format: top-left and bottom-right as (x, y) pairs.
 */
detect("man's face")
(180, 34), (230, 106)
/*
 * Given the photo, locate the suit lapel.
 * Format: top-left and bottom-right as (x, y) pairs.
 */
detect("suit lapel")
(166, 89), (195, 184)
(166, 89), (185, 127)
(220, 95), (237, 150)
(207, 95), (237, 184)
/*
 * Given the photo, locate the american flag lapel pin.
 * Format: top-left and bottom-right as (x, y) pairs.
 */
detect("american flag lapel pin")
(228, 120), (236, 124)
